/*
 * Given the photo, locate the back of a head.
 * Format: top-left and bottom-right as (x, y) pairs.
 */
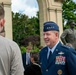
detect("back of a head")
(30, 52), (39, 63)
(0, 4), (5, 19)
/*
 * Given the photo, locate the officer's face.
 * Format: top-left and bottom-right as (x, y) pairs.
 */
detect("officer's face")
(43, 31), (59, 48)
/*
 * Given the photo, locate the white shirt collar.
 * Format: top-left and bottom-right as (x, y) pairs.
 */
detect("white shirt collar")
(47, 41), (59, 59)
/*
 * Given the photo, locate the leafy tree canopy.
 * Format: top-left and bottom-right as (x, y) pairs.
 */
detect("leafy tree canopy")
(62, 0), (76, 29)
(12, 12), (40, 46)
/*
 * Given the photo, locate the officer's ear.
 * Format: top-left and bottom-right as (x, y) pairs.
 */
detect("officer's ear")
(0, 19), (5, 27)
(55, 31), (59, 37)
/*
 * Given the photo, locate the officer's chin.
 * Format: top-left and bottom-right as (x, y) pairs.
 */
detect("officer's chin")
(45, 42), (50, 46)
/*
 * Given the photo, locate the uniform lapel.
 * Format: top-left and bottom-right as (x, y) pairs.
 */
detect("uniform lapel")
(44, 48), (48, 65)
(43, 47), (48, 66)
(47, 48), (58, 68)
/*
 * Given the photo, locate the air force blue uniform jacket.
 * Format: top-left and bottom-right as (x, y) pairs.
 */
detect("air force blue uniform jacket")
(39, 42), (76, 75)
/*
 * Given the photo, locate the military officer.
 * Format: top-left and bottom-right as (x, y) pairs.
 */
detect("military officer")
(39, 21), (76, 75)
(60, 20), (76, 49)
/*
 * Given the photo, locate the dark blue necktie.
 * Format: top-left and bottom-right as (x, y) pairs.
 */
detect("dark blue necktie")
(47, 51), (52, 62)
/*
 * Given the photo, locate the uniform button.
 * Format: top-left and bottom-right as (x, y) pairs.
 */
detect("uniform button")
(46, 69), (48, 72)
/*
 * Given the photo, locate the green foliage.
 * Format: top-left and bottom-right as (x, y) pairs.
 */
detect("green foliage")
(30, 45), (42, 53)
(62, 0), (76, 29)
(20, 46), (40, 54)
(12, 11), (40, 46)
(21, 35), (40, 47)
(12, 12), (29, 45)
(20, 46), (26, 54)
(30, 47), (40, 53)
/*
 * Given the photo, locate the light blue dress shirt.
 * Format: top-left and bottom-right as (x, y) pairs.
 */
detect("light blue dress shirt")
(47, 41), (59, 59)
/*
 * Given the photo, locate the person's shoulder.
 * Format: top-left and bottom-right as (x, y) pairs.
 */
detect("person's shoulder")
(8, 38), (17, 45)
(40, 46), (47, 51)
(61, 29), (70, 36)
(32, 64), (41, 71)
(0, 36), (17, 44)
(41, 46), (47, 49)
(61, 44), (76, 53)
(61, 44), (72, 50)
(39, 46), (48, 55)
(0, 36), (19, 50)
